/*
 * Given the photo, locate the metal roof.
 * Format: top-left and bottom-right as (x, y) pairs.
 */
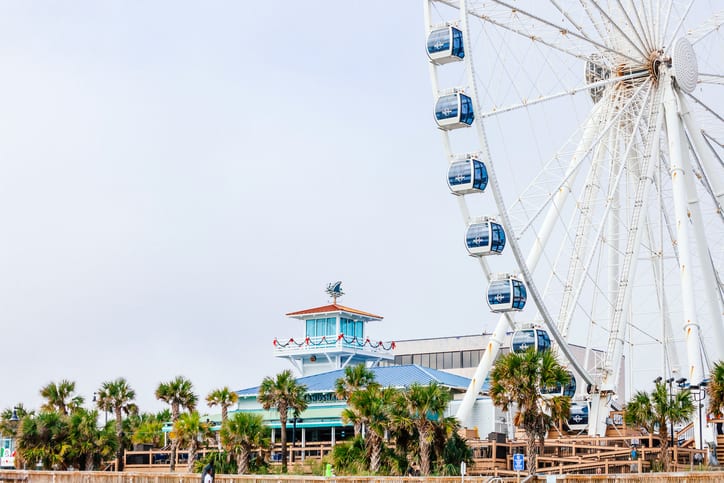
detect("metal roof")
(285, 303), (383, 320)
(237, 364), (472, 396)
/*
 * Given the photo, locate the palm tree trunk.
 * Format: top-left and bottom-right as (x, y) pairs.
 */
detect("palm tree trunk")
(238, 447), (249, 475)
(85, 453), (94, 471)
(187, 441), (197, 473)
(115, 407), (124, 472)
(419, 430), (431, 476)
(169, 439), (178, 472)
(526, 437), (537, 475)
(280, 417), (288, 473)
(660, 426), (671, 471)
(169, 403), (179, 472)
(369, 433), (381, 473)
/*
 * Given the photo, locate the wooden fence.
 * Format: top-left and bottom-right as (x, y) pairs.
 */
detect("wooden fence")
(2, 470), (724, 482)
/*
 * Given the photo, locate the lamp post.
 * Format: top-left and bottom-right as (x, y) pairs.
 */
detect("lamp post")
(291, 417), (298, 463)
(689, 382), (708, 451)
(9, 408), (19, 422)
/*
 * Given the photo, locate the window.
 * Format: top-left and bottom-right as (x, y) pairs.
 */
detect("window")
(451, 352), (462, 369)
(448, 160), (471, 187)
(443, 352), (453, 368)
(435, 95), (459, 121)
(306, 320), (315, 338)
(473, 160), (488, 191)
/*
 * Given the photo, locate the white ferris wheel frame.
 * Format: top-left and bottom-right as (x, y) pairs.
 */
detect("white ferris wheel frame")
(423, 0), (724, 441)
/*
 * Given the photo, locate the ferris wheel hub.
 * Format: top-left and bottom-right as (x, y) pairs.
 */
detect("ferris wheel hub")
(671, 37), (698, 93)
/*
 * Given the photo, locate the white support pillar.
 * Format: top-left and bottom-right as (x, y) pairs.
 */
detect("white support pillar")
(678, 93), (724, 209)
(676, 91), (724, 364)
(663, 74), (705, 386)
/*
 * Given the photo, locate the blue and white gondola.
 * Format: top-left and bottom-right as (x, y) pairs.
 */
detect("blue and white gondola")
(435, 93), (474, 130)
(567, 403), (589, 429)
(426, 26), (464, 64)
(448, 158), (488, 194)
(465, 219), (505, 256)
(541, 371), (577, 398)
(511, 326), (551, 353)
(487, 276), (527, 312)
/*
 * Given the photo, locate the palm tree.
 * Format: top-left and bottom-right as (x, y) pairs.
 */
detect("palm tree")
(131, 411), (169, 448)
(67, 408), (117, 471)
(335, 364), (376, 437)
(625, 380), (694, 471)
(16, 411), (70, 469)
(207, 386), (239, 449)
(207, 387), (239, 423)
(173, 411), (210, 473)
(155, 376), (198, 471)
(489, 348), (571, 474)
(397, 382), (451, 476)
(257, 370), (308, 473)
(220, 411), (269, 474)
(96, 377), (138, 471)
(708, 360), (724, 418)
(39, 380), (84, 415)
(344, 384), (396, 473)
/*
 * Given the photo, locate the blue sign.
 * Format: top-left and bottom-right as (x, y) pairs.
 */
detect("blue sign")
(513, 453), (525, 471)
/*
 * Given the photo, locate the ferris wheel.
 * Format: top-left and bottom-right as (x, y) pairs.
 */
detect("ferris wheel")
(423, 0), (724, 440)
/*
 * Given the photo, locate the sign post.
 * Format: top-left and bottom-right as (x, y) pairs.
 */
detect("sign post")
(513, 453), (525, 483)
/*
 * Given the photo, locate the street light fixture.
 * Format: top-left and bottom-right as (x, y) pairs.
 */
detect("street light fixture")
(9, 407), (19, 422)
(689, 382), (708, 452)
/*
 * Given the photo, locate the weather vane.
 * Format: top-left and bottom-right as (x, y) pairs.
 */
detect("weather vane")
(326, 281), (344, 304)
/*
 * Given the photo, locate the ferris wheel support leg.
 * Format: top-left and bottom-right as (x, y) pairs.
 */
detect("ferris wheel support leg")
(588, 393), (609, 437)
(677, 93), (724, 363)
(678, 92), (724, 210)
(663, 75), (706, 387)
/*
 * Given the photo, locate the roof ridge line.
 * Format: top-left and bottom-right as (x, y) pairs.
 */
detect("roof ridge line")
(413, 364), (439, 381)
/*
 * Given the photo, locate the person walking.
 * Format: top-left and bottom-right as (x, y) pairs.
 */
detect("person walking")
(201, 463), (215, 483)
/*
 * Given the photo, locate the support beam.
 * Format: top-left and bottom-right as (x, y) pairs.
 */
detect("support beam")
(662, 72), (705, 386)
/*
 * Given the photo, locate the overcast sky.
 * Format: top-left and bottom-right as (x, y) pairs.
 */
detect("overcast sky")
(0, 1), (497, 415)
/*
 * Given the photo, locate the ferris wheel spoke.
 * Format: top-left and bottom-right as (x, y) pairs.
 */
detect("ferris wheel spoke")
(684, 91), (724, 124)
(549, 0), (590, 40)
(487, 0), (640, 62)
(665, 0), (695, 49)
(510, 81), (651, 238)
(589, 0), (650, 58)
(478, 70), (648, 119)
(439, 0), (637, 65)
(702, 131), (724, 151)
(615, 0), (654, 53)
(699, 74), (724, 86)
(640, 1), (661, 53)
(686, 10), (724, 46)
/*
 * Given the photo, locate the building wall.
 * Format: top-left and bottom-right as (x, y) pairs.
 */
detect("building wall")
(382, 333), (626, 401)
